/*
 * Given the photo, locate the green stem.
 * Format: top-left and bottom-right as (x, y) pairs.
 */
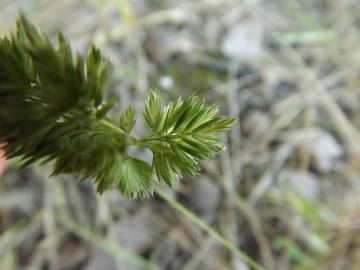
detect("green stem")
(99, 119), (128, 136)
(128, 138), (152, 148)
(155, 188), (265, 270)
(138, 133), (185, 143)
(98, 119), (153, 148)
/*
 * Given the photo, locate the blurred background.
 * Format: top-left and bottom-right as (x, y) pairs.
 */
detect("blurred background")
(1, 0), (360, 269)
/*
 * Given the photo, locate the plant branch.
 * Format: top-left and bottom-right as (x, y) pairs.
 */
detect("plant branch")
(0, 15), (234, 198)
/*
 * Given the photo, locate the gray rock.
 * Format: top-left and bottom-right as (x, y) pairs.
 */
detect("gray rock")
(279, 170), (320, 200)
(311, 131), (343, 173)
(145, 29), (197, 63)
(242, 110), (271, 137)
(221, 20), (264, 61)
(190, 176), (221, 214)
(108, 205), (162, 253)
(86, 249), (117, 270)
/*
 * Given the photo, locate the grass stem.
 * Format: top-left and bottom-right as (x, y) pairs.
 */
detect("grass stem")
(155, 188), (265, 270)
